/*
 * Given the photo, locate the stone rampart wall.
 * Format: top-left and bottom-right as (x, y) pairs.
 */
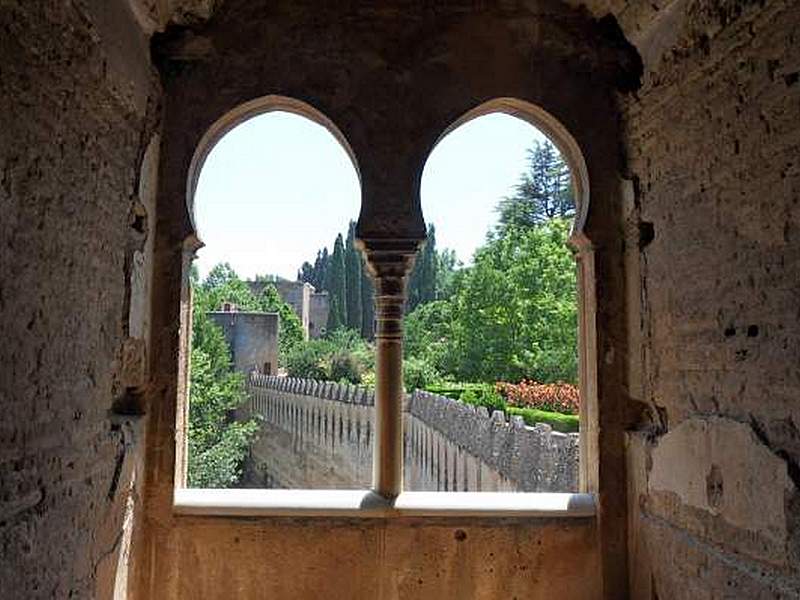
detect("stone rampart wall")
(243, 375), (578, 492)
(407, 391), (579, 492)
(244, 376), (374, 488)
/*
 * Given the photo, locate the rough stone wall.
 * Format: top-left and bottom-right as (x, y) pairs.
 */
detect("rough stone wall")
(407, 391), (579, 492)
(208, 311), (279, 375)
(243, 377), (374, 488)
(0, 2), (159, 598)
(242, 376), (578, 492)
(621, 0), (800, 597)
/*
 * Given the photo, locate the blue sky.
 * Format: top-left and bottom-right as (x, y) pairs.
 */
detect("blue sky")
(194, 111), (547, 280)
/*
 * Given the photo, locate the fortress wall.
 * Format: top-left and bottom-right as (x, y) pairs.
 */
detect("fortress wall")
(407, 391), (579, 492)
(244, 376), (374, 488)
(243, 376), (578, 492)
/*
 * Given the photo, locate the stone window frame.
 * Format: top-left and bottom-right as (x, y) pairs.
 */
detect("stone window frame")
(173, 95), (598, 518)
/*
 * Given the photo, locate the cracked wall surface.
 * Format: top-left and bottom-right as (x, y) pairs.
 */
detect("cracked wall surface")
(0, 1), (159, 597)
(622, 0), (800, 597)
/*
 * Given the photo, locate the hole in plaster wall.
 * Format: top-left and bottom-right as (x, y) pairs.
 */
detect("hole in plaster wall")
(638, 221), (655, 249)
(706, 464), (724, 509)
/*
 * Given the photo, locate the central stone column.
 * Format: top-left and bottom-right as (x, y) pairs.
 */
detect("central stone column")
(358, 238), (421, 498)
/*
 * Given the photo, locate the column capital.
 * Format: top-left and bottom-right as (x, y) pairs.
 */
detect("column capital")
(356, 237), (422, 281)
(356, 237), (422, 341)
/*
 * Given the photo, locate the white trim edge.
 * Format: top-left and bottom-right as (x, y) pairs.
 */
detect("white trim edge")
(173, 489), (596, 518)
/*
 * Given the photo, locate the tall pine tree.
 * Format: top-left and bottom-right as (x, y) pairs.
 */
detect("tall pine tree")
(496, 140), (574, 230)
(298, 261), (314, 284)
(344, 221), (363, 331)
(406, 223), (438, 312)
(325, 234), (347, 331)
(420, 224), (437, 304)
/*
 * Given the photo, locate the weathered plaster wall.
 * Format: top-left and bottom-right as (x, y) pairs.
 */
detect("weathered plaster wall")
(0, 2), (159, 598)
(622, 0), (800, 597)
(160, 516), (599, 600)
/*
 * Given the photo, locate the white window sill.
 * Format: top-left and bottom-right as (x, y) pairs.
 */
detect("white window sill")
(173, 488), (596, 518)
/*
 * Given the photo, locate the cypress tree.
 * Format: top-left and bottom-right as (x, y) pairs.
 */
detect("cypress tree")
(344, 221), (363, 331)
(314, 248), (329, 290)
(420, 224), (437, 303)
(325, 234), (347, 331)
(298, 261), (314, 284)
(360, 260), (375, 339)
(406, 249), (422, 312)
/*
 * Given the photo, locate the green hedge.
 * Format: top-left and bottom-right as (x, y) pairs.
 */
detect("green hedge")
(424, 382), (579, 433)
(507, 407), (579, 433)
(424, 382), (492, 400)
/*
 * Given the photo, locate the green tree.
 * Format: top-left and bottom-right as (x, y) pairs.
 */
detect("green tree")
(325, 233), (347, 331)
(255, 283), (304, 361)
(284, 327), (373, 383)
(201, 262), (258, 312)
(344, 221), (363, 332)
(298, 261), (314, 284)
(435, 248), (460, 300)
(187, 288), (259, 488)
(404, 299), (453, 375)
(315, 248), (329, 290)
(420, 224), (437, 304)
(496, 140), (574, 230)
(360, 258), (375, 339)
(403, 220), (577, 385)
(449, 220), (577, 383)
(407, 223), (439, 312)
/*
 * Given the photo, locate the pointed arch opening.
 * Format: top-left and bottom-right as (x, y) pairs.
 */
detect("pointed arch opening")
(176, 96), (373, 491)
(403, 98), (597, 493)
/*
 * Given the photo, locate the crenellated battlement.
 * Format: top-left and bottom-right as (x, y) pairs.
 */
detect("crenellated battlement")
(244, 375), (578, 492)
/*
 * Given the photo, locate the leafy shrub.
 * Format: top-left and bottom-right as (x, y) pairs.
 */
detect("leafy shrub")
(284, 343), (329, 379)
(187, 312), (259, 488)
(496, 380), (579, 415)
(403, 356), (440, 391)
(425, 382), (491, 400)
(507, 407), (579, 433)
(458, 387), (507, 413)
(360, 370), (376, 388)
(284, 328), (373, 384)
(329, 350), (364, 384)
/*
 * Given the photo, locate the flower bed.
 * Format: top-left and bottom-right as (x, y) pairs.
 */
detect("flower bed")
(495, 380), (579, 415)
(424, 380), (580, 433)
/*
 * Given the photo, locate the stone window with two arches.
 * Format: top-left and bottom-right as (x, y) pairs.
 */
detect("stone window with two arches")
(173, 95), (598, 518)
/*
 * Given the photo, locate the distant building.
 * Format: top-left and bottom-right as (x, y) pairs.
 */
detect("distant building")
(208, 311), (279, 375)
(247, 279), (329, 339)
